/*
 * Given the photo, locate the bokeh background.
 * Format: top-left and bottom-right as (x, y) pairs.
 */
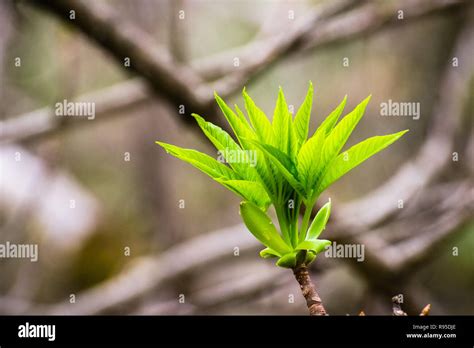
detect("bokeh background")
(0, 0), (473, 315)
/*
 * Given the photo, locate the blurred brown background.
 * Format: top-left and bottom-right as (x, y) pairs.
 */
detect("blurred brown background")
(0, 0), (473, 315)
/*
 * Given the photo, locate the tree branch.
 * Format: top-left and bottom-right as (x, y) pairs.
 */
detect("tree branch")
(293, 265), (327, 315)
(193, 0), (358, 80)
(1, 79), (149, 143)
(40, 224), (258, 315)
(392, 294), (407, 316)
(203, 0), (468, 99)
(2, 0), (472, 316)
(2, 181), (471, 315)
(4, 0), (467, 143)
(299, 0), (468, 53)
(29, 0), (215, 120)
(420, 304), (431, 316)
(335, 10), (474, 228)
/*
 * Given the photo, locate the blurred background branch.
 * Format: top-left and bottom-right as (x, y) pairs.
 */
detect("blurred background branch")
(0, 0), (472, 315)
(2, 0), (467, 143)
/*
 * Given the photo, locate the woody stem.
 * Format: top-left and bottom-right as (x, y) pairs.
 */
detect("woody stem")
(293, 265), (328, 315)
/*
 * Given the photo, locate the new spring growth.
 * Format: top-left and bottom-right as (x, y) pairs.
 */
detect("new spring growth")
(156, 82), (408, 268)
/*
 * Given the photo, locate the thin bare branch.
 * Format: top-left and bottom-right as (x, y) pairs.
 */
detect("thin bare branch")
(4, 0), (466, 143)
(202, 0), (468, 99)
(1, 79), (149, 143)
(1, 0), (471, 316)
(2, 179), (471, 315)
(29, 0), (214, 118)
(193, 0), (358, 81)
(420, 304), (431, 316)
(336, 13), (474, 227)
(39, 224), (258, 315)
(392, 294), (407, 316)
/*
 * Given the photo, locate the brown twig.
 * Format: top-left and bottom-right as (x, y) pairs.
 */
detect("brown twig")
(292, 265), (327, 316)
(392, 294), (432, 316)
(420, 304), (431, 316)
(392, 294), (407, 316)
(357, 296), (430, 316)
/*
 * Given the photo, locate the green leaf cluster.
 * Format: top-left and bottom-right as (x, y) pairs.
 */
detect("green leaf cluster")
(156, 82), (408, 268)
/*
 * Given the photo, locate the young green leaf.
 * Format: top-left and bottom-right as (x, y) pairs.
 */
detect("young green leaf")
(192, 113), (257, 181)
(218, 179), (271, 210)
(276, 251), (298, 268)
(320, 96), (371, 168)
(314, 95), (347, 137)
(260, 247), (282, 259)
(272, 87), (298, 158)
(156, 142), (239, 181)
(215, 95), (277, 196)
(158, 85), (408, 271)
(239, 201), (291, 255)
(297, 96), (347, 197)
(318, 130), (409, 194)
(313, 96), (371, 196)
(305, 251), (317, 264)
(293, 82), (313, 148)
(303, 200), (331, 241)
(243, 89), (277, 147)
(296, 240), (331, 254)
(249, 141), (294, 172)
(248, 140), (305, 197)
(233, 103), (282, 197)
(233, 103), (251, 126)
(296, 127), (326, 197)
(214, 92), (255, 148)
